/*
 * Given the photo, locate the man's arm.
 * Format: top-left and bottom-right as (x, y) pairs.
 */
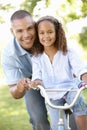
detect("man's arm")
(8, 78), (31, 99)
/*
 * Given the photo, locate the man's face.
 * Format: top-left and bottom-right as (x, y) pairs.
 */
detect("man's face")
(10, 16), (36, 51)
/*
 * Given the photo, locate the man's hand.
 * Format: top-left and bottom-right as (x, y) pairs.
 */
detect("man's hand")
(17, 78), (31, 93)
(9, 78), (31, 99)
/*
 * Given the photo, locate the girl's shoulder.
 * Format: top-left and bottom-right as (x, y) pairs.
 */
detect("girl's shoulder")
(67, 46), (77, 55)
(67, 46), (79, 61)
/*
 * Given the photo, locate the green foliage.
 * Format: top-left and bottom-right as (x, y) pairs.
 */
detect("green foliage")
(0, 85), (32, 130)
(0, 3), (14, 10)
(81, 2), (87, 17)
(0, 3), (14, 23)
(0, 16), (4, 24)
(66, 0), (87, 20)
(82, 0), (87, 3)
(20, 0), (41, 15)
(68, 13), (81, 20)
(55, 0), (87, 23)
(67, 0), (75, 4)
(0, 84), (87, 130)
(45, 0), (51, 7)
(20, 0), (51, 14)
(79, 27), (87, 49)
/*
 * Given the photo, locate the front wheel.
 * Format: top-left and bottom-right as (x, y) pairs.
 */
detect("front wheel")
(58, 125), (64, 130)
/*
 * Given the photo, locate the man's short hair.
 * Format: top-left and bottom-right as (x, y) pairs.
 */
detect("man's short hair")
(11, 10), (32, 22)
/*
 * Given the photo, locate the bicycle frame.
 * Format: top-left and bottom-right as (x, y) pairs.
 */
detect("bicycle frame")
(35, 85), (87, 130)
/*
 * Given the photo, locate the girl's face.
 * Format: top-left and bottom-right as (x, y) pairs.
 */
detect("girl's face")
(38, 20), (56, 48)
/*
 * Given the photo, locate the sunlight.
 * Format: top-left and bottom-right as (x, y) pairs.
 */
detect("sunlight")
(0, 0), (24, 6)
(0, 0), (24, 49)
(34, 0), (65, 20)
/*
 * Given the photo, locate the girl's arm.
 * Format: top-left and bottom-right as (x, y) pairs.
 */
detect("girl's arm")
(81, 73), (87, 84)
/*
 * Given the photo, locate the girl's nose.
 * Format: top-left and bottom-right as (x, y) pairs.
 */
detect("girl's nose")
(44, 33), (49, 37)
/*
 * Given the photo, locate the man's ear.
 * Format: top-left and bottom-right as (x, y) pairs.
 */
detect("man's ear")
(10, 28), (15, 36)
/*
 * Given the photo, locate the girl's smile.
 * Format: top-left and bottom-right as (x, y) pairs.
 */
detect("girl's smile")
(38, 20), (56, 48)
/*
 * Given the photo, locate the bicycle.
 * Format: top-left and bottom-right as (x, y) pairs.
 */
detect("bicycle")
(33, 83), (87, 130)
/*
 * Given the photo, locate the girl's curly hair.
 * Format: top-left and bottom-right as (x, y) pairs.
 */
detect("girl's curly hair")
(32, 16), (68, 55)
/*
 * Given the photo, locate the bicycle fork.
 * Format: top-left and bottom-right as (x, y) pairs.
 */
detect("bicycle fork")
(58, 109), (71, 130)
(66, 113), (71, 130)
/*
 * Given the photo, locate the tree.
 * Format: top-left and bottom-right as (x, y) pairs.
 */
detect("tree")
(0, 3), (14, 23)
(79, 27), (87, 49)
(20, 0), (41, 15)
(55, 0), (87, 23)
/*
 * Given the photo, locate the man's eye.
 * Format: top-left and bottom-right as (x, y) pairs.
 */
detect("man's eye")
(17, 30), (22, 33)
(28, 26), (33, 30)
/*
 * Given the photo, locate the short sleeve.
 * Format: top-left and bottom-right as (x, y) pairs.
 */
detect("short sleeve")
(1, 51), (23, 85)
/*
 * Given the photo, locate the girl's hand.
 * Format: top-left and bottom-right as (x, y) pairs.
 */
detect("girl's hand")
(29, 80), (43, 89)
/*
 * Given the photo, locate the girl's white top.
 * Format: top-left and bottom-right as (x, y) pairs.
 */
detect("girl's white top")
(31, 47), (87, 99)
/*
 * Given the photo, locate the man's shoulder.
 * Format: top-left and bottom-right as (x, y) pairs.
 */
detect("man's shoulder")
(2, 38), (16, 56)
(3, 37), (14, 49)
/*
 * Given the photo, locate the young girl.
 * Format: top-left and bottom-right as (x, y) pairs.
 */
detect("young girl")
(31, 16), (87, 130)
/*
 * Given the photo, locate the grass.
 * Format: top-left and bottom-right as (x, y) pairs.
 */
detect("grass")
(0, 84), (32, 130)
(0, 84), (87, 130)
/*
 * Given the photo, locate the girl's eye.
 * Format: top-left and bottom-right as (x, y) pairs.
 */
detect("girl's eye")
(39, 32), (44, 35)
(48, 31), (53, 33)
(39, 31), (53, 35)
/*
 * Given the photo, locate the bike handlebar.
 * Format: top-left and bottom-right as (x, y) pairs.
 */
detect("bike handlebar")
(36, 85), (87, 110)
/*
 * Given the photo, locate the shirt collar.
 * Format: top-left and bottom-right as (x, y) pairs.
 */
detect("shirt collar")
(9, 37), (28, 57)
(14, 38), (28, 56)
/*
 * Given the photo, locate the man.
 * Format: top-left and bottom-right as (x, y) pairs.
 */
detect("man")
(1, 10), (50, 130)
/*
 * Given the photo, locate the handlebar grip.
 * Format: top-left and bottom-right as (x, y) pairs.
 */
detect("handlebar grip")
(77, 81), (86, 88)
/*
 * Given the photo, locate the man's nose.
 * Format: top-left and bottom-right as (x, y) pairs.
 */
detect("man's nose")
(23, 30), (29, 37)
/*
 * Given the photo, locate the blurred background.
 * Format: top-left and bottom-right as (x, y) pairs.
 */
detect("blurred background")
(0, 0), (87, 130)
